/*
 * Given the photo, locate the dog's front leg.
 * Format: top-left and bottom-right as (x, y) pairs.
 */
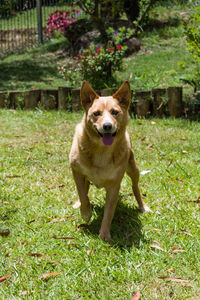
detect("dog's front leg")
(72, 169), (92, 222)
(127, 150), (151, 212)
(99, 183), (121, 241)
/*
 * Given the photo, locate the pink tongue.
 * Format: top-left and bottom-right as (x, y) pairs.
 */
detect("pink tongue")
(102, 133), (114, 146)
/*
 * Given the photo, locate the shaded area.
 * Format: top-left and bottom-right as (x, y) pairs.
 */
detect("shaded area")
(0, 57), (61, 91)
(83, 194), (146, 250)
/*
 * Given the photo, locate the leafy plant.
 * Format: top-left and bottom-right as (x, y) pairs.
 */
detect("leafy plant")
(57, 60), (81, 88)
(44, 8), (82, 39)
(182, 7), (200, 92)
(79, 42), (127, 90)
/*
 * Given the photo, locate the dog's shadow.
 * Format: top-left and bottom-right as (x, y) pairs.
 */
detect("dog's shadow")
(85, 193), (146, 250)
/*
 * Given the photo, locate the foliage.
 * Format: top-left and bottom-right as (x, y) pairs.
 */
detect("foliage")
(79, 42), (127, 89)
(0, 0), (17, 17)
(57, 60), (81, 88)
(182, 7), (200, 92)
(74, 0), (157, 42)
(44, 8), (82, 39)
(185, 7), (200, 62)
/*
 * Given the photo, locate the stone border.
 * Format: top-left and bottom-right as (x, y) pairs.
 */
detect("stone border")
(0, 86), (199, 118)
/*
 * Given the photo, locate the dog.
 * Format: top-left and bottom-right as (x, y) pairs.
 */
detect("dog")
(69, 81), (151, 241)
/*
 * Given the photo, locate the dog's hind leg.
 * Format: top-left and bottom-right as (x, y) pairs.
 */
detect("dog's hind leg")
(126, 150), (151, 212)
(72, 169), (92, 222)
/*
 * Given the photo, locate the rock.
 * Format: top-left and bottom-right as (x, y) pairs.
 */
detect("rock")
(124, 37), (141, 55)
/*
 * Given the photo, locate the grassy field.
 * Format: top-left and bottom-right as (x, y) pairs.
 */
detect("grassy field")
(0, 110), (199, 299)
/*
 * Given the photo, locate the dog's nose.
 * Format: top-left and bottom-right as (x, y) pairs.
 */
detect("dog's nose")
(103, 122), (112, 132)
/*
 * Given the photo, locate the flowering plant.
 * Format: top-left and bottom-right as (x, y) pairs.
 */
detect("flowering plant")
(44, 8), (82, 39)
(79, 42), (127, 89)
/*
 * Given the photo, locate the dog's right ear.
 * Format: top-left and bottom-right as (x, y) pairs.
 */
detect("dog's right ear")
(80, 81), (99, 111)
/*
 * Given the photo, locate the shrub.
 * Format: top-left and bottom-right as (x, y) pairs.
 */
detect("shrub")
(79, 42), (127, 89)
(183, 7), (200, 92)
(44, 8), (82, 39)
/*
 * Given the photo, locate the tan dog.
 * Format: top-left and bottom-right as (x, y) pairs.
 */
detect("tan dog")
(69, 81), (150, 241)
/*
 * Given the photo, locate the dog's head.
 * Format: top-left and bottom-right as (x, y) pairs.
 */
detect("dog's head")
(80, 81), (131, 146)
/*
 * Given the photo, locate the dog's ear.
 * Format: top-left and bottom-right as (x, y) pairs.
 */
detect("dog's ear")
(113, 81), (131, 110)
(80, 81), (99, 111)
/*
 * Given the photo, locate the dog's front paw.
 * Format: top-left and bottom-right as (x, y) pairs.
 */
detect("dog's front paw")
(140, 204), (152, 213)
(99, 230), (111, 241)
(80, 205), (92, 223)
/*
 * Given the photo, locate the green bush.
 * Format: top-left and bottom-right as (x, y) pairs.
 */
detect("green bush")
(183, 7), (200, 92)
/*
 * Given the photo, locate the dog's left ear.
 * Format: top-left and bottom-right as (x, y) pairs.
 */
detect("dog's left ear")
(80, 81), (99, 111)
(113, 81), (131, 110)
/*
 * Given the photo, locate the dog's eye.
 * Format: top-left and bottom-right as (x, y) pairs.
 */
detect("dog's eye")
(111, 109), (119, 116)
(93, 111), (101, 117)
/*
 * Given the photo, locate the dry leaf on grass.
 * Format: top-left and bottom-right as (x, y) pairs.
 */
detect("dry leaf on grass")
(0, 275), (11, 283)
(40, 272), (61, 280)
(52, 235), (74, 240)
(167, 268), (175, 274)
(26, 253), (43, 257)
(0, 229), (10, 237)
(132, 290), (140, 300)
(180, 230), (193, 236)
(171, 249), (186, 253)
(159, 277), (189, 283)
(77, 224), (89, 229)
(19, 291), (29, 296)
(6, 174), (21, 178)
(150, 244), (165, 252)
(72, 201), (81, 209)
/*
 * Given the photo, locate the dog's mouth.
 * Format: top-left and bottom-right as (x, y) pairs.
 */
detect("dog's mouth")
(96, 129), (116, 146)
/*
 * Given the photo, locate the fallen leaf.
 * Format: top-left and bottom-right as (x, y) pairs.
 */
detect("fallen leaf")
(6, 174), (21, 178)
(52, 218), (59, 222)
(77, 224), (89, 229)
(19, 290), (29, 296)
(0, 229), (10, 237)
(86, 249), (95, 255)
(26, 253), (43, 257)
(180, 230), (193, 236)
(159, 277), (189, 283)
(127, 231), (136, 237)
(28, 219), (35, 224)
(0, 275), (11, 283)
(150, 228), (161, 232)
(146, 143), (154, 150)
(65, 216), (73, 220)
(132, 290), (140, 300)
(171, 249), (186, 253)
(150, 244), (165, 252)
(40, 272), (61, 280)
(182, 150), (188, 154)
(152, 240), (160, 244)
(52, 235), (74, 240)
(48, 183), (55, 189)
(167, 268), (175, 274)
(73, 201), (81, 209)
(58, 184), (65, 188)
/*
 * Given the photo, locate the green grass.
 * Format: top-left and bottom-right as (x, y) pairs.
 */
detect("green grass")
(0, 110), (199, 299)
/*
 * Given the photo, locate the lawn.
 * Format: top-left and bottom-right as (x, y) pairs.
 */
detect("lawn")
(0, 110), (199, 299)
